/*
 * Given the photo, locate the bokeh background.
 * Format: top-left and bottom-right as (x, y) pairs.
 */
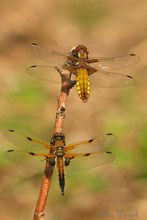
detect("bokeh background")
(0, 0), (147, 219)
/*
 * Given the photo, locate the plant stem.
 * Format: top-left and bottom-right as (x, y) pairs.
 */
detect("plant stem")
(33, 67), (72, 220)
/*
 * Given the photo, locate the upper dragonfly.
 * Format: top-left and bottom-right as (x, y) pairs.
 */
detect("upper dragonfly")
(27, 43), (140, 102)
(4, 129), (116, 195)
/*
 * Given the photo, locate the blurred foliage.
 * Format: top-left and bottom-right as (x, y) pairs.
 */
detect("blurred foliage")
(0, 0), (147, 220)
(60, 0), (111, 29)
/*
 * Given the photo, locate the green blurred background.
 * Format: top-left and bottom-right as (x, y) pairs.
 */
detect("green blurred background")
(0, 0), (147, 219)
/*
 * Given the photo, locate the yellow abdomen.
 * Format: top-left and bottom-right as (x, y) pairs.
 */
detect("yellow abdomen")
(76, 68), (90, 102)
(56, 157), (65, 196)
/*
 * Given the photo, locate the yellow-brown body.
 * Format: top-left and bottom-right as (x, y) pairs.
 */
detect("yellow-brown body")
(76, 68), (90, 102)
(56, 157), (65, 195)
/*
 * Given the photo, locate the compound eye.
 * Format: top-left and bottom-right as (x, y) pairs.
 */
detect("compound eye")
(72, 50), (78, 58)
(65, 158), (70, 166)
(50, 137), (55, 145)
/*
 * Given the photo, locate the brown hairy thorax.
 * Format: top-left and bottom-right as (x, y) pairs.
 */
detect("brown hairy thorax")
(70, 45), (89, 60)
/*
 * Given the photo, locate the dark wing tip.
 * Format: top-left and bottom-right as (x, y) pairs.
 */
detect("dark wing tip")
(106, 151), (112, 154)
(85, 153), (91, 156)
(29, 152), (36, 156)
(127, 75), (133, 79)
(8, 129), (14, 132)
(107, 133), (113, 136)
(32, 43), (37, 46)
(88, 139), (93, 143)
(7, 149), (14, 152)
(27, 136), (32, 141)
(130, 53), (136, 56)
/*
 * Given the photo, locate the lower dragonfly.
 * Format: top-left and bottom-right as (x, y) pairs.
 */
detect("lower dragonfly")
(4, 129), (116, 195)
(26, 43), (140, 102)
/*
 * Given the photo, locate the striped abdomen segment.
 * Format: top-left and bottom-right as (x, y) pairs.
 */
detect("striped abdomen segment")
(76, 68), (90, 102)
(56, 157), (65, 196)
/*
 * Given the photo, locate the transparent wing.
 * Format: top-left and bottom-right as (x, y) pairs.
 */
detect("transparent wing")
(4, 130), (52, 170)
(89, 71), (135, 87)
(4, 149), (51, 170)
(66, 151), (115, 171)
(31, 43), (68, 65)
(26, 65), (62, 83)
(65, 133), (116, 154)
(4, 130), (50, 153)
(90, 54), (140, 71)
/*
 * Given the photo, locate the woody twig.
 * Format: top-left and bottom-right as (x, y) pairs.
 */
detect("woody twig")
(33, 67), (72, 220)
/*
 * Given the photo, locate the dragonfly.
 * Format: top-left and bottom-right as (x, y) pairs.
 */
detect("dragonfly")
(4, 129), (116, 195)
(26, 43), (140, 102)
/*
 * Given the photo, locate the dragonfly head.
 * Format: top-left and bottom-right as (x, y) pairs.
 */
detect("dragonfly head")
(50, 133), (65, 146)
(71, 45), (89, 60)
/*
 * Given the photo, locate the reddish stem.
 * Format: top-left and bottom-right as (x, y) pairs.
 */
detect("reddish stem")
(33, 67), (71, 220)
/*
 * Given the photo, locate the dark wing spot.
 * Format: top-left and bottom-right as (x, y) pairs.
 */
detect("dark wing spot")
(27, 136), (32, 141)
(106, 151), (112, 154)
(130, 53), (135, 56)
(29, 152), (36, 156)
(85, 153), (90, 156)
(7, 150), (14, 152)
(8, 129), (14, 132)
(107, 133), (112, 136)
(88, 139), (93, 143)
(32, 43), (37, 46)
(31, 65), (37, 68)
(127, 75), (133, 79)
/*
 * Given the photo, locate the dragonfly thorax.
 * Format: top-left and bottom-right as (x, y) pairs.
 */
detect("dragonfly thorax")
(56, 146), (65, 158)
